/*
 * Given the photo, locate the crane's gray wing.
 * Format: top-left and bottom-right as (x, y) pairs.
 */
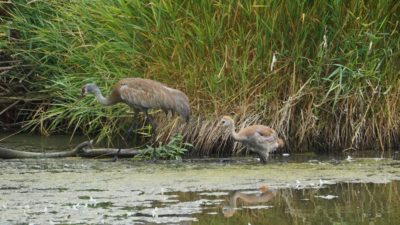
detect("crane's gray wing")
(119, 82), (174, 111)
(116, 78), (189, 121)
(164, 87), (190, 122)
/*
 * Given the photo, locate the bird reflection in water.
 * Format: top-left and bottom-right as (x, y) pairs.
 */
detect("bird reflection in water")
(223, 185), (277, 217)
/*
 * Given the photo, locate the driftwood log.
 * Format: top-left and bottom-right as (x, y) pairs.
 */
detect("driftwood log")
(0, 140), (141, 159)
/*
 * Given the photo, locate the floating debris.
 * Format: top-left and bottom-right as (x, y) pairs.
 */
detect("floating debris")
(199, 191), (229, 197)
(316, 195), (338, 200)
(319, 179), (327, 187)
(243, 205), (274, 210)
(89, 196), (97, 206)
(152, 207), (158, 218)
(295, 180), (301, 189)
(346, 155), (355, 162)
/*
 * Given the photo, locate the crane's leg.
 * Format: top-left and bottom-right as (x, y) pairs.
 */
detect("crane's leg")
(258, 151), (269, 164)
(250, 148), (268, 164)
(130, 110), (140, 144)
(144, 110), (157, 160)
(113, 110), (140, 162)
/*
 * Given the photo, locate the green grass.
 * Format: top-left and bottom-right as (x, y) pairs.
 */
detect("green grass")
(1, 0), (399, 155)
(134, 134), (192, 160)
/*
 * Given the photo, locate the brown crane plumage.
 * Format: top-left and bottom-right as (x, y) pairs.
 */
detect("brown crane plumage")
(220, 116), (284, 164)
(223, 185), (276, 217)
(81, 78), (190, 159)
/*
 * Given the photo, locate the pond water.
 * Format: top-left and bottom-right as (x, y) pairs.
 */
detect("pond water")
(0, 134), (400, 224)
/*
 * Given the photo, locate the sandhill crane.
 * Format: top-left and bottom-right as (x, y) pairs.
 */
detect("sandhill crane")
(223, 185), (277, 217)
(81, 78), (190, 159)
(220, 116), (284, 164)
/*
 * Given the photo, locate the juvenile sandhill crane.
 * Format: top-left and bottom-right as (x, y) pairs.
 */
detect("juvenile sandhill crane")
(220, 116), (284, 164)
(81, 78), (190, 159)
(223, 185), (277, 217)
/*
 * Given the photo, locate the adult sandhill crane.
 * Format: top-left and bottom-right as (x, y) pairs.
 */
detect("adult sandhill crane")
(223, 185), (277, 217)
(81, 78), (190, 159)
(220, 116), (284, 164)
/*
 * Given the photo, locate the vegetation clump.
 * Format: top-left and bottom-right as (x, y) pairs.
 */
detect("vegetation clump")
(0, 0), (399, 156)
(134, 134), (192, 160)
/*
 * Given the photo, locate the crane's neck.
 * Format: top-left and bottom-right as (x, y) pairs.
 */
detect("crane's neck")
(228, 120), (246, 141)
(230, 192), (241, 208)
(92, 86), (113, 106)
(223, 191), (240, 216)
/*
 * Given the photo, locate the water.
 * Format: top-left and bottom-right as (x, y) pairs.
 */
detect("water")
(0, 133), (87, 152)
(0, 134), (400, 224)
(191, 182), (400, 225)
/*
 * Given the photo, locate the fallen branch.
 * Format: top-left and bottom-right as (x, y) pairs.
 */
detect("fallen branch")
(75, 141), (141, 158)
(0, 140), (140, 159)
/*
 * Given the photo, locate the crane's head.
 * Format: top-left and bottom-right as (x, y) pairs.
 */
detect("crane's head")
(81, 83), (99, 97)
(219, 116), (234, 127)
(222, 205), (235, 217)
